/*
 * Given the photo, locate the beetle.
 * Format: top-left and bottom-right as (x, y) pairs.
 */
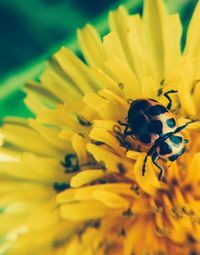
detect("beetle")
(118, 90), (196, 180)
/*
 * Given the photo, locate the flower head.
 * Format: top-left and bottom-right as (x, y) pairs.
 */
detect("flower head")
(1, 1), (200, 254)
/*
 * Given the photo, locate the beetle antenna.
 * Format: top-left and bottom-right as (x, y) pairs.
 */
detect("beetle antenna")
(163, 90), (178, 110)
(174, 119), (197, 133)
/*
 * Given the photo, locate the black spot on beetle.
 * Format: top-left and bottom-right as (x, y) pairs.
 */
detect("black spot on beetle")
(140, 133), (151, 144)
(148, 105), (168, 116)
(168, 154), (179, 161)
(166, 118), (176, 128)
(159, 142), (172, 155)
(131, 114), (146, 132)
(168, 148), (185, 161)
(128, 114), (146, 134)
(131, 100), (149, 111)
(170, 135), (182, 146)
(148, 120), (163, 134)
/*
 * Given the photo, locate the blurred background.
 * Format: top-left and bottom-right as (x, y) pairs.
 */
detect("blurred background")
(0, 0), (198, 118)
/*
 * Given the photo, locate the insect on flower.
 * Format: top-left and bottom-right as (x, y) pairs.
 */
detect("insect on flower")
(119, 90), (196, 180)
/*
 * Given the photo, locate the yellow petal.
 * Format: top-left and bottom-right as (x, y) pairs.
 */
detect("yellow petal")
(178, 79), (196, 116)
(58, 130), (73, 141)
(105, 57), (141, 99)
(90, 66), (122, 96)
(2, 123), (59, 157)
(41, 68), (81, 102)
(21, 152), (67, 182)
(192, 79), (200, 116)
(70, 170), (105, 188)
(92, 189), (129, 209)
(133, 154), (161, 195)
(36, 108), (65, 126)
(84, 91), (127, 121)
(60, 201), (109, 221)
(78, 24), (106, 68)
(184, 0), (200, 56)
(23, 81), (58, 113)
(103, 31), (127, 64)
(127, 14), (154, 82)
(143, 0), (182, 80)
(93, 120), (118, 130)
(71, 133), (88, 165)
(29, 119), (68, 152)
(89, 127), (125, 155)
(56, 189), (76, 204)
(184, 153), (200, 185)
(54, 47), (94, 94)
(74, 183), (134, 201)
(141, 76), (158, 98)
(65, 237), (83, 255)
(109, 6), (134, 69)
(126, 150), (143, 160)
(86, 143), (133, 176)
(24, 92), (49, 114)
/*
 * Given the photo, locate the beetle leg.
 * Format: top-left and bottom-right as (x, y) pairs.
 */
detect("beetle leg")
(141, 135), (167, 177)
(118, 120), (134, 138)
(142, 145), (157, 176)
(152, 151), (164, 180)
(124, 125), (129, 135)
(174, 119), (197, 133)
(124, 129), (137, 140)
(163, 90), (178, 110)
(118, 120), (128, 126)
(124, 130), (132, 136)
(142, 154), (148, 176)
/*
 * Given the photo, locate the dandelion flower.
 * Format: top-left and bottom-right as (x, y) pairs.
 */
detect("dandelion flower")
(1, 0), (200, 254)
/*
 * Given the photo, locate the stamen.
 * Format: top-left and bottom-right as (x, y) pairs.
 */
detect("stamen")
(117, 163), (127, 175)
(54, 182), (70, 192)
(122, 208), (134, 217)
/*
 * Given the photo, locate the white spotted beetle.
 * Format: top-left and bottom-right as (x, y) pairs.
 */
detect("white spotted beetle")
(118, 90), (196, 180)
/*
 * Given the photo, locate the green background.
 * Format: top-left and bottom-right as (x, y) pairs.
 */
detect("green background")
(0, 0), (198, 118)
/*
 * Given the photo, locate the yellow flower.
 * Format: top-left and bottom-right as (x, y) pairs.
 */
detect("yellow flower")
(1, 0), (200, 254)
